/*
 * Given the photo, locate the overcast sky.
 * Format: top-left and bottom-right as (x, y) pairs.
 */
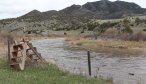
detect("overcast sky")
(0, 0), (145, 19)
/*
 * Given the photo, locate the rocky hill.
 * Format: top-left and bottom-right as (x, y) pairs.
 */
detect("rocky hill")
(60, 0), (146, 19)
(0, 0), (146, 34)
(11, 0), (145, 21)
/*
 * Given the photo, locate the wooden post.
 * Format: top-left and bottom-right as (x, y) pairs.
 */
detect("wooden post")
(7, 35), (11, 64)
(87, 51), (91, 76)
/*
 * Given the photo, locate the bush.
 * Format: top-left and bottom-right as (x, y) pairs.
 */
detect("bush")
(122, 25), (133, 34)
(123, 19), (130, 26)
(130, 24), (134, 26)
(122, 32), (146, 41)
(143, 29), (146, 31)
(76, 43), (82, 46)
(87, 22), (99, 31)
(27, 31), (31, 34)
(135, 17), (141, 25)
(81, 30), (84, 33)
(100, 22), (118, 28)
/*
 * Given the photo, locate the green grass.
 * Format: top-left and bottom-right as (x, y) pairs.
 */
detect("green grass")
(0, 59), (112, 84)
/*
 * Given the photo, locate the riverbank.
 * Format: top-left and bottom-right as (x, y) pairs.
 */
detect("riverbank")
(0, 59), (112, 84)
(0, 35), (113, 84)
(65, 37), (146, 54)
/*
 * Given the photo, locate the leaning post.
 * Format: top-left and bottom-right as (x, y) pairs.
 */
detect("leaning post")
(7, 34), (11, 64)
(87, 51), (91, 76)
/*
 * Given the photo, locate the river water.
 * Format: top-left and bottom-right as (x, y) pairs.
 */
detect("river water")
(32, 38), (146, 84)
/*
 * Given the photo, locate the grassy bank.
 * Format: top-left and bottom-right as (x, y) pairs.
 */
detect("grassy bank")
(65, 37), (146, 53)
(0, 59), (112, 84)
(66, 39), (146, 49)
(0, 32), (112, 84)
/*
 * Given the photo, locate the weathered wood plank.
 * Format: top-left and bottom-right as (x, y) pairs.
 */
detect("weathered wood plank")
(26, 42), (45, 63)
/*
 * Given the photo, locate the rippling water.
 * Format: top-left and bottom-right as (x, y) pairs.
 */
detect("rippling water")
(32, 38), (146, 84)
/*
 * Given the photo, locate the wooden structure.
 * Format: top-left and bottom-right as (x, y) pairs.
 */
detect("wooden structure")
(9, 39), (45, 70)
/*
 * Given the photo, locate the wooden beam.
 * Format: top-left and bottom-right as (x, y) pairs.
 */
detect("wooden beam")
(26, 42), (45, 63)
(7, 35), (11, 65)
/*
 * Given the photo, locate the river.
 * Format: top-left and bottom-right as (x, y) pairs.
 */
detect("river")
(32, 38), (146, 84)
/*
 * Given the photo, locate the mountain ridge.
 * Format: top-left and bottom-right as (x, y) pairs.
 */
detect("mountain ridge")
(1, 0), (146, 21)
(0, 0), (146, 32)
(19, 0), (146, 20)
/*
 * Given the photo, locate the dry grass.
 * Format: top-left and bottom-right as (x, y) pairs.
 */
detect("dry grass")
(0, 44), (6, 58)
(66, 37), (146, 50)
(0, 32), (7, 58)
(65, 36), (82, 41)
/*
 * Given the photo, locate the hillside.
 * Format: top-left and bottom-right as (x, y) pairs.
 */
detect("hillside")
(60, 0), (146, 19)
(0, 0), (146, 35)
(20, 0), (146, 19)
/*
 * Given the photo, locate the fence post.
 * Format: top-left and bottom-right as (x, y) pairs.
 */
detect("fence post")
(87, 51), (91, 76)
(7, 35), (10, 64)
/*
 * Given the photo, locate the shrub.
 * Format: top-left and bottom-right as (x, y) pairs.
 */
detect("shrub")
(64, 32), (67, 35)
(81, 30), (84, 34)
(135, 17), (141, 25)
(130, 24), (134, 26)
(122, 32), (146, 41)
(27, 31), (31, 34)
(76, 42), (82, 46)
(143, 29), (146, 31)
(87, 22), (99, 31)
(0, 31), (21, 45)
(123, 18), (130, 26)
(100, 22), (118, 28)
(122, 25), (133, 34)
